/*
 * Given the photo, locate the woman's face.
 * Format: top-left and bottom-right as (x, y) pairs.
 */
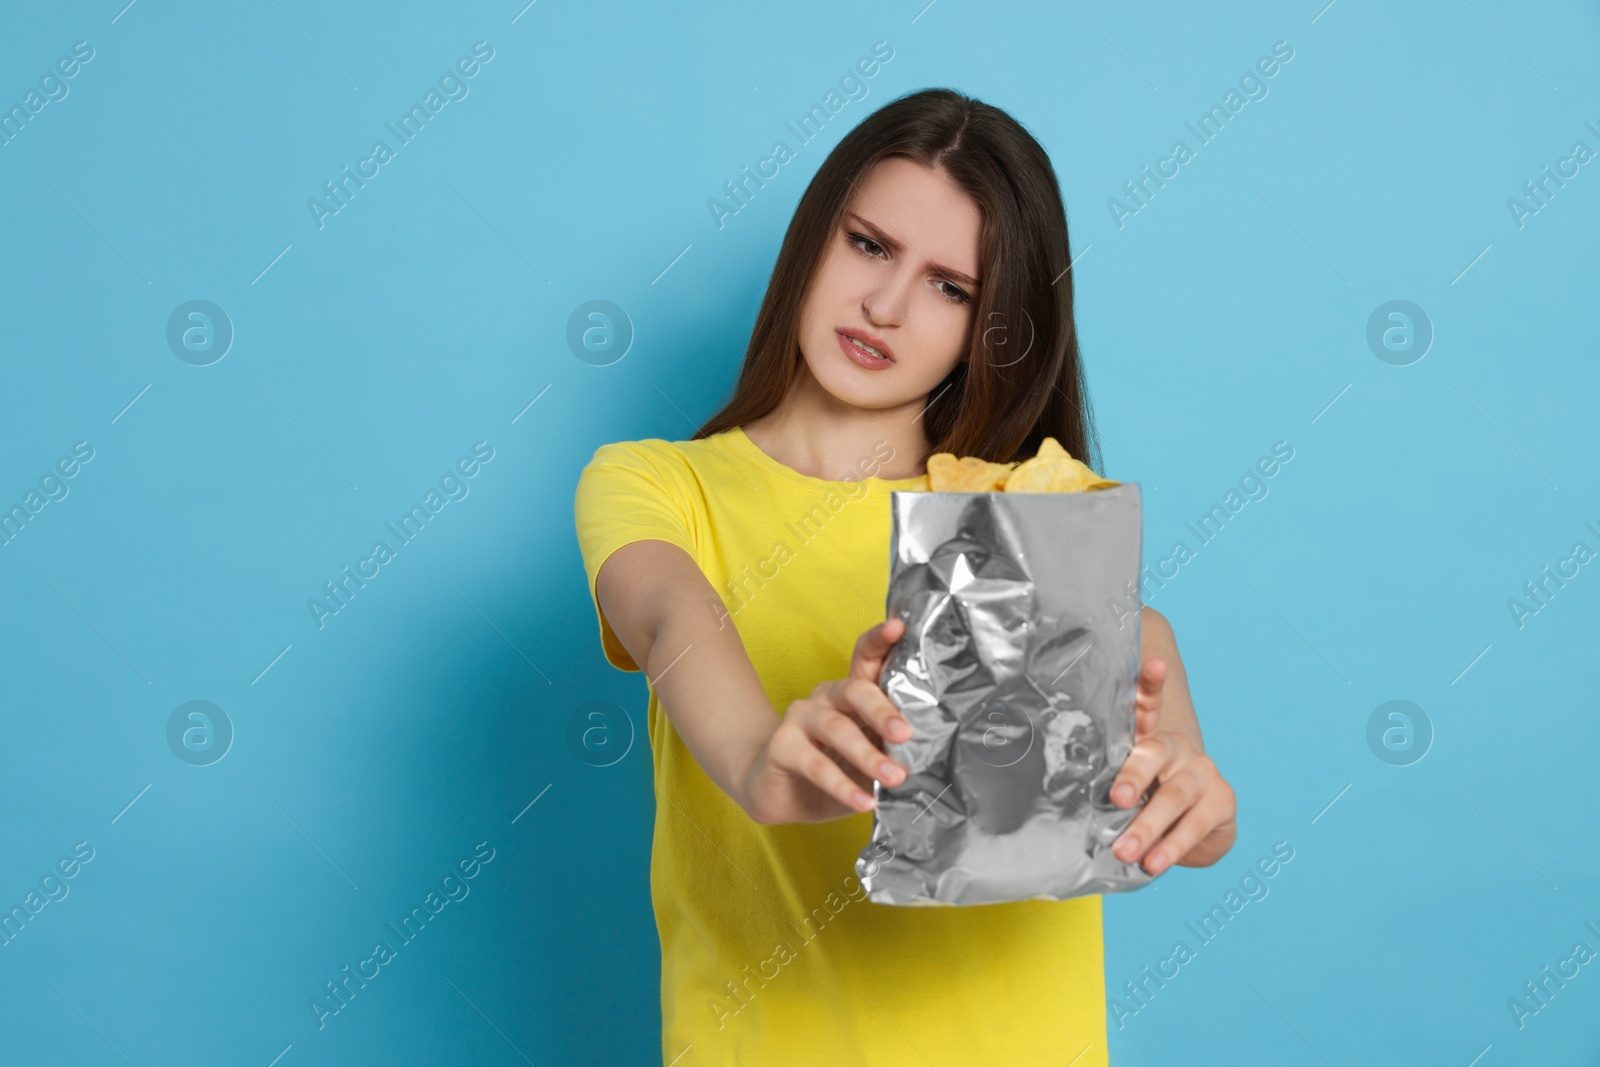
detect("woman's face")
(796, 157), (983, 414)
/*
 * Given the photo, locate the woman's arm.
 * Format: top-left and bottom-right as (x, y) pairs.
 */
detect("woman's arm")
(594, 539), (780, 808)
(594, 539), (912, 823)
(1108, 606), (1239, 874)
(1140, 606), (1203, 753)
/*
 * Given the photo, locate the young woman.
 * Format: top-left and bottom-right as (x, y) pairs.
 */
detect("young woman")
(574, 87), (1237, 1065)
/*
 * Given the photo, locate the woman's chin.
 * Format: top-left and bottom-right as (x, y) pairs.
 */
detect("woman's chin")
(814, 369), (894, 406)
(800, 353), (926, 413)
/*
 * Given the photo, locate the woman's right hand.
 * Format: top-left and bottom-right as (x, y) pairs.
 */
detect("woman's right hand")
(738, 616), (917, 825)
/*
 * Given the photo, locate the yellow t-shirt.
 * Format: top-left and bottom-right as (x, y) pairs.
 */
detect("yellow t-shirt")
(573, 424), (1108, 1066)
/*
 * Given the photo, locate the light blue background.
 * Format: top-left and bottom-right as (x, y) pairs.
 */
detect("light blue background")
(2, 1), (1596, 1064)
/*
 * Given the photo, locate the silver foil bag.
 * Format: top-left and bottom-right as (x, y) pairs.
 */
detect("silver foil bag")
(856, 484), (1150, 906)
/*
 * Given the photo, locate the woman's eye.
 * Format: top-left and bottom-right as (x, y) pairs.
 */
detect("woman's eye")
(847, 232), (884, 257)
(850, 232), (972, 306)
(937, 281), (971, 305)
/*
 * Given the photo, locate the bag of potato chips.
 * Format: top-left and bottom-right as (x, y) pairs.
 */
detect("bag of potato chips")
(855, 439), (1152, 906)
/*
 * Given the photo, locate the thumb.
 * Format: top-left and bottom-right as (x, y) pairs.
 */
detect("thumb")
(850, 615), (906, 681)
(1134, 656), (1166, 740)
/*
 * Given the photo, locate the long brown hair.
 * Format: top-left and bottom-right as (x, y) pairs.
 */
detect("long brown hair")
(692, 86), (1100, 472)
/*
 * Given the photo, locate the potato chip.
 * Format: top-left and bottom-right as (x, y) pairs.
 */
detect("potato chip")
(917, 436), (1117, 493)
(1005, 437), (1118, 493)
(927, 453), (1018, 492)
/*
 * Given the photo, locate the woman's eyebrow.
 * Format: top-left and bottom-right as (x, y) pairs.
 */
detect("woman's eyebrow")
(846, 211), (980, 288)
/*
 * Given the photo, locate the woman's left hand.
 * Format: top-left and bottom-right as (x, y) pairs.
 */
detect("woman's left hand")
(1109, 656), (1237, 876)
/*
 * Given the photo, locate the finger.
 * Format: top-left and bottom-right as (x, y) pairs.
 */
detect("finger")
(811, 737), (876, 795)
(1137, 790), (1233, 876)
(1112, 766), (1204, 865)
(1134, 657), (1166, 741)
(837, 707), (892, 757)
(811, 729), (881, 788)
(1109, 732), (1185, 808)
(848, 615), (907, 683)
(770, 725), (876, 812)
(838, 676), (914, 745)
(811, 694), (909, 787)
(831, 752), (874, 793)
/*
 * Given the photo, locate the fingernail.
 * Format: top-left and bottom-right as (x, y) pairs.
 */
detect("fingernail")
(889, 717), (912, 740)
(878, 761), (904, 783)
(852, 790), (875, 810)
(1116, 836), (1140, 860)
(1146, 850), (1166, 872)
(1113, 784), (1133, 805)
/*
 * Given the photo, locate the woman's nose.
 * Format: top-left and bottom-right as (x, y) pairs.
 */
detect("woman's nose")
(863, 271), (913, 326)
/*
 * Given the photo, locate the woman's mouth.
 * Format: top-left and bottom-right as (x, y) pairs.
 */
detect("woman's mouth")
(837, 330), (894, 369)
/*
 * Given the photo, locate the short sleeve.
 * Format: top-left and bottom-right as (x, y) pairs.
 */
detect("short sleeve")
(573, 441), (699, 672)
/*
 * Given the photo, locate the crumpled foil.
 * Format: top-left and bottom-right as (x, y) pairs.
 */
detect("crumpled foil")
(855, 485), (1152, 906)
